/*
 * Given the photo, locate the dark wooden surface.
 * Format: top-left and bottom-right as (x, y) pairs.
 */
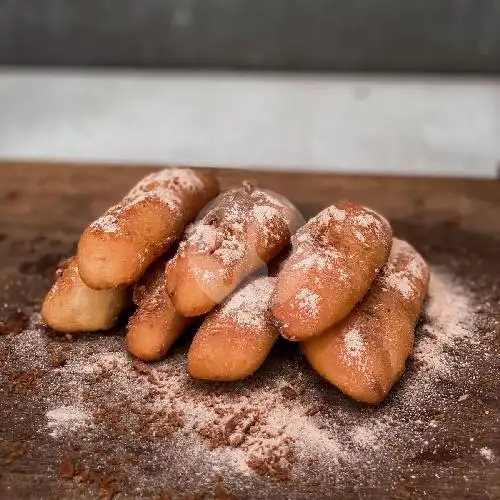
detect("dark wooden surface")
(0, 162), (499, 499)
(2, 0), (500, 73)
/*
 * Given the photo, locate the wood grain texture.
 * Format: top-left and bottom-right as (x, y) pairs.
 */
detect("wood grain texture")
(0, 162), (499, 499)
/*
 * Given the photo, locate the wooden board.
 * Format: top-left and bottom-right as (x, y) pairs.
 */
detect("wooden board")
(0, 162), (499, 499)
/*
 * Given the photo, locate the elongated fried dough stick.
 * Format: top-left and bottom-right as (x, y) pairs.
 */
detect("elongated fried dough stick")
(41, 257), (128, 332)
(78, 168), (219, 289)
(188, 275), (278, 381)
(126, 258), (191, 361)
(166, 184), (303, 317)
(270, 201), (392, 341)
(302, 239), (430, 404)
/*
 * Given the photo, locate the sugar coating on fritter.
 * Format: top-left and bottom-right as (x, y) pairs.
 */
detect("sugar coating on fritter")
(166, 184), (303, 316)
(89, 168), (207, 234)
(178, 186), (302, 268)
(379, 238), (428, 299)
(302, 238), (430, 404)
(291, 204), (390, 274)
(188, 275), (279, 381)
(218, 276), (276, 328)
(126, 259), (190, 362)
(271, 201), (393, 340)
(78, 168), (219, 289)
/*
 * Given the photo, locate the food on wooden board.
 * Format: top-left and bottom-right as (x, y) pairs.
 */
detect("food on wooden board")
(78, 168), (219, 289)
(41, 257), (129, 332)
(188, 275), (278, 381)
(126, 255), (191, 361)
(302, 239), (430, 404)
(166, 184), (303, 317)
(38, 167), (433, 406)
(271, 201), (392, 341)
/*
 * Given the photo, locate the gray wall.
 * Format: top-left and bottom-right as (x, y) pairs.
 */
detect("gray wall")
(1, 0), (500, 72)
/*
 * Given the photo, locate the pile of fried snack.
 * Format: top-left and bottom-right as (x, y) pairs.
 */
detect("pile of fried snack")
(42, 168), (430, 404)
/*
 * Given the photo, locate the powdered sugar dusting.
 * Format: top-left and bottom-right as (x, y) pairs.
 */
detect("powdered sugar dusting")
(125, 168), (203, 210)
(220, 276), (275, 328)
(344, 328), (364, 357)
(384, 273), (415, 298)
(89, 213), (119, 233)
(89, 168), (208, 234)
(318, 206), (346, 223)
(292, 249), (339, 271)
(414, 271), (477, 374)
(180, 186), (301, 268)
(252, 204), (280, 225)
(46, 405), (91, 438)
(288, 203), (390, 284)
(381, 239), (427, 299)
(353, 212), (383, 231)
(296, 288), (320, 318)
(2, 262), (495, 497)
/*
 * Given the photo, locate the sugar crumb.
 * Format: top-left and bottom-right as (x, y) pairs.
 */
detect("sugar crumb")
(479, 447), (494, 461)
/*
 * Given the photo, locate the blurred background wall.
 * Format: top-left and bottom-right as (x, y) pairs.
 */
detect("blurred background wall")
(1, 0), (500, 177)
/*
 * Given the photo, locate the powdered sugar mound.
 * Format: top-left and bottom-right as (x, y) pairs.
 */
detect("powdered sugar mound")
(350, 422), (387, 450)
(46, 405), (91, 438)
(384, 273), (414, 298)
(479, 447), (495, 461)
(320, 206), (346, 223)
(296, 288), (320, 318)
(344, 328), (364, 357)
(220, 276), (276, 327)
(411, 271), (475, 377)
(423, 272), (473, 343)
(57, 351), (129, 378)
(410, 268), (478, 381)
(252, 205), (280, 225)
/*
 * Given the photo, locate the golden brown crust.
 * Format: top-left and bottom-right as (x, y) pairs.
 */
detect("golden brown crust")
(126, 258), (191, 362)
(77, 168), (219, 289)
(302, 238), (430, 404)
(166, 185), (303, 317)
(41, 257), (129, 332)
(188, 276), (278, 381)
(270, 201), (393, 340)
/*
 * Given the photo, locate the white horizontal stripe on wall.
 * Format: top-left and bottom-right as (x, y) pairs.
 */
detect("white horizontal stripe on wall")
(0, 70), (499, 177)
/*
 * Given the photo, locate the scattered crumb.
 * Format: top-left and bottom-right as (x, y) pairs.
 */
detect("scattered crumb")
(59, 455), (76, 479)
